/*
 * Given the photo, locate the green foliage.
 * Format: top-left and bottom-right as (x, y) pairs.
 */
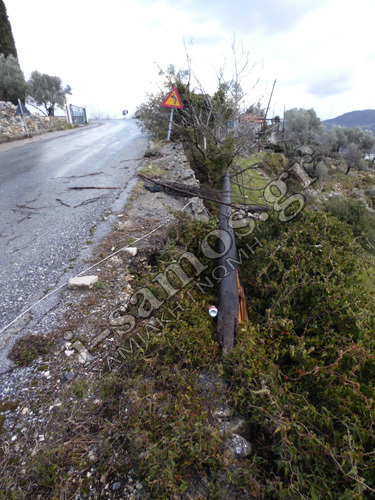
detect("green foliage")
(284, 108), (325, 151)
(0, 54), (26, 104)
(284, 108), (375, 175)
(323, 197), (375, 253)
(4, 208), (375, 499)
(228, 209), (375, 498)
(8, 334), (51, 366)
(122, 294), (257, 498)
(134, 91), (170, 139)
(27, 71), (71, 115)
(143, 147), (160, 158)
(314, 160), (328, 180)
(0, 0), (17, 58)
(125, 311), (223, 497)
(135, 67), (244, 188)
(322, 126), (375, 174)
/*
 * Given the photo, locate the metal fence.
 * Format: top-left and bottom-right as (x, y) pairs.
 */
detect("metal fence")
(69, 104), (87, 125)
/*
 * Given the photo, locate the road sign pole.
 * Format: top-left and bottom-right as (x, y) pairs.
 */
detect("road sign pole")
(18, 98), (30, 138)
(167, 107), (174, 141)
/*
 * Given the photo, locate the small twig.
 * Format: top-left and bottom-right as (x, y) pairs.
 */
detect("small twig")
(120, 157), (149, 163)
(56, 198), (71, 207)
(68, 186), (121, 191)
(74, 194), (107, 208)
(17, 215), (32, 223)
(16, 204), (47, 210)
(54, 171), (104, 179)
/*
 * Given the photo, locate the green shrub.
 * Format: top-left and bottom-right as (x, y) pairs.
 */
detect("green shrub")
(323, 197), (375, 253)
(143, 148), (160, 158)
(228, 209), (375, 498)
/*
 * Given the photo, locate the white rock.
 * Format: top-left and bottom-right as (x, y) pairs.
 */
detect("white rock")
(21, 407), (29, 415)
(124, 247), (138, 256)
(64, 350), (75, 357)
(11, 435), (17, 441)
(68, 276), (98, 289)
(226, 434), (252, 458)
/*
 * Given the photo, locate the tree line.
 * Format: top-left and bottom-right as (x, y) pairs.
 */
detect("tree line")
(283, 107), (375, 174)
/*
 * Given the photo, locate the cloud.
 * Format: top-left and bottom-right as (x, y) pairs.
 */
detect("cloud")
(306, 75), (353, 98)
(138, 0), (326, 34)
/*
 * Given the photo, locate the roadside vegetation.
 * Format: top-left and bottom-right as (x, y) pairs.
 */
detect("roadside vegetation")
(3, 206), (375, 499)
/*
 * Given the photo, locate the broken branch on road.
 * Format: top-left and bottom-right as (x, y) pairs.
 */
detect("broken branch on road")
(73, 194), (108, 208)
(68, 186), (121, 191)
(54, 172), (104, 180)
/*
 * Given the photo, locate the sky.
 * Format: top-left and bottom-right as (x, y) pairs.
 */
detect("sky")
(6, 0), (375, 120)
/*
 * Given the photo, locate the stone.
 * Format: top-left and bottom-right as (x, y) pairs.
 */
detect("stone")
(109, 256), (123, 267)
(123, 247), (138, 256)
(112, 482), (121, 491)
(68, 276), (98, 289)
(226, 433), (252, 458)
(189, 197), (208, 221)
(61, 371), (75, 383)
(182, 170), (194, 180)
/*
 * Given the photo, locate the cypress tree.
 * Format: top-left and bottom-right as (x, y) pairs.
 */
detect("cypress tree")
(0, 0), (18, 59)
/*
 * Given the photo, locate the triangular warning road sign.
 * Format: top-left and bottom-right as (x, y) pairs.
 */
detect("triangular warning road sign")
(161, 86), (183, 109)
(15, 101), (30, 116)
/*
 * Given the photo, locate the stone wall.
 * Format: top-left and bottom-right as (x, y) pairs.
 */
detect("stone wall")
(0, 101), (67, 141)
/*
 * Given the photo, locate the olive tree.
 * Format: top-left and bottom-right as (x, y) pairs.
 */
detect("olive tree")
(284, 108), (326, 151)
(321, 125), (375, 173)
(27, 71), (71, 116)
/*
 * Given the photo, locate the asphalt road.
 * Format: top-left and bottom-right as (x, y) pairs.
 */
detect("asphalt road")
(0, 119), (149, 369)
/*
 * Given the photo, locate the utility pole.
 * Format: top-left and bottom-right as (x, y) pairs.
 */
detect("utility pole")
(263, 79), (276, 128)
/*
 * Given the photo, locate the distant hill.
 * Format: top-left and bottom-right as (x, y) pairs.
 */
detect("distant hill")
(322, 110), (375, 134)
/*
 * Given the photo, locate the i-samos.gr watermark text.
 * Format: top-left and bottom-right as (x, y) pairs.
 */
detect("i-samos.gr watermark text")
(64, 160), (317, 377)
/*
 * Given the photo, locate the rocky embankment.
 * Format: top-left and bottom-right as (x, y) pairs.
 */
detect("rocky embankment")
(0, 101), (66, 140)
